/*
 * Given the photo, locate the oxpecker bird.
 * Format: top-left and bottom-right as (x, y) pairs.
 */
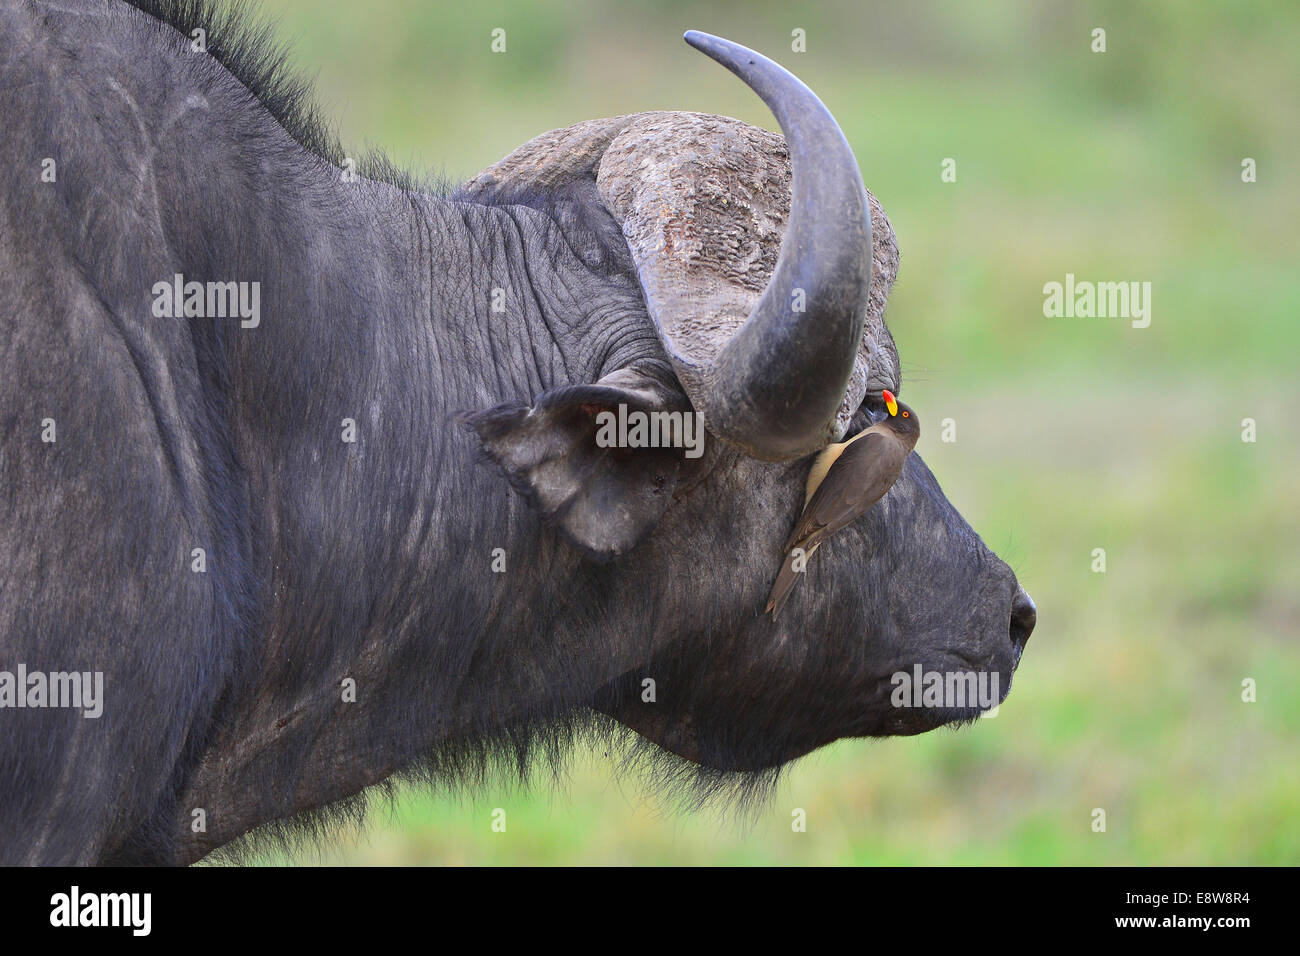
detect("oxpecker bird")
(766, 390), (921, 617)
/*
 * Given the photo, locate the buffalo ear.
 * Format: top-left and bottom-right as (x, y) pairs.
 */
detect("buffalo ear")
(463, 360), (700, 560)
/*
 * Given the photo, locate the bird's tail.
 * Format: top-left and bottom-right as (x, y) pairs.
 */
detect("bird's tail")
(765, 551), (804, 618)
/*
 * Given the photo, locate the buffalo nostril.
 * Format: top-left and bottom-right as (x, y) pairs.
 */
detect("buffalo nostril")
(1009, 587), (1036, 659)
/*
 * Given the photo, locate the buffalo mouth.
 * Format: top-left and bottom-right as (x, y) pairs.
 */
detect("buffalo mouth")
(593, 657), (1022, 771)
(876, 585), (1037, 736)
(868, 655), (1020, 738)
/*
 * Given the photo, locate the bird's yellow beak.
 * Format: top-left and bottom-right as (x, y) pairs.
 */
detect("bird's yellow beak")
(882, 389), (898, 417)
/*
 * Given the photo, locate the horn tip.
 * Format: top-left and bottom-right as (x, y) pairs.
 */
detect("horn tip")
(683, 30), (730, 57)
(683, 30), (762, 79)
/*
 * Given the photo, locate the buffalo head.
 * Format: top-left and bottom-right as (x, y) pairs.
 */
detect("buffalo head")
(464, 33), (1036, 774)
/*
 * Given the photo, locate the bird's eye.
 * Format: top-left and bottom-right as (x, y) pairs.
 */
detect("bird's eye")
(902, 411), (909, 418)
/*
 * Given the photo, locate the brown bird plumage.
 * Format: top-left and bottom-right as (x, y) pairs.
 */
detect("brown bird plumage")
(766, 394), (920, 617)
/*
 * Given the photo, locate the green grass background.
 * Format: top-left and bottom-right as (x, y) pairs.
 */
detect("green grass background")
(244, 0), (1299, 864)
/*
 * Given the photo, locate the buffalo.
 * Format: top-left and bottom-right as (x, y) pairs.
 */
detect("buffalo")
(0, 0), (1035, 864)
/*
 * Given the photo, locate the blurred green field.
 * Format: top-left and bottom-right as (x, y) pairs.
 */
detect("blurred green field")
(242, 0), (1299, 865)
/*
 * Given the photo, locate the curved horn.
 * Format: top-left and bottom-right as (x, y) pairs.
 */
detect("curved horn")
(683, 31), (874, 460)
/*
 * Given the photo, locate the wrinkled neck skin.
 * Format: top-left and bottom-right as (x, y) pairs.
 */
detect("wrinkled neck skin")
(170, 158), (679, 857)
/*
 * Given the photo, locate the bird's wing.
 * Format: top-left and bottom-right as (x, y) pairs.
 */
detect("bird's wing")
(784, 431), (906, 552)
